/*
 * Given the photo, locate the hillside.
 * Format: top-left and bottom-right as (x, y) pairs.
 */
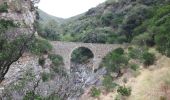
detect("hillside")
(38, 9), (64, 24)
(1, 0), (170, 100)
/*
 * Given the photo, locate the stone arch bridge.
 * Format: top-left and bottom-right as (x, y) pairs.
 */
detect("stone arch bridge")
(51, 41), (124, 72)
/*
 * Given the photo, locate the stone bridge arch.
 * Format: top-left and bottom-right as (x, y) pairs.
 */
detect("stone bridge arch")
(51, 41), (124, 73)
(70, 46), (94, 70)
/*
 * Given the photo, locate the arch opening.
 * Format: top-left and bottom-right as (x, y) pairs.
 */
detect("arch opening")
(70, 47), (94, 72)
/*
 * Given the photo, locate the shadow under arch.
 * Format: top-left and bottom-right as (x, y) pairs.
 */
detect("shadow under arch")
(70, 46), (94, 72)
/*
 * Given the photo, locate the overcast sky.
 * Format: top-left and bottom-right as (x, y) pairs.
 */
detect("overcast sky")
(38, 0), (106, 18)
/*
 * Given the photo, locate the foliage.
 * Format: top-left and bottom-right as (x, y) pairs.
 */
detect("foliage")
(44, 93), (61, 100)
(102, 48), (129, 75)
(128, 47), (146, 60)
(23, 91), (42, 100)
(0, 2), (8, 13)
(90, 87), (101, 97)
(49, 54), (63, 67)
(117, 86), (132, 96)
(38, 20), (61, 41)
(28, 38), (52, 55)
(153, 5), (170, 57)
(130, 64), (139, 71)
(41, 72), (51, 82)
(132, 32), (154, 46)
(102, 75), (118, 91)
(71, 47), (94, 64)
(38, 57), (45, 66)
(142, 52), (155, 66)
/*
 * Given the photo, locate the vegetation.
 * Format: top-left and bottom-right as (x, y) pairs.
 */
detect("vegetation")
(90, 87), (101, 97)
(101, 48), (129, 77)
(71, 47), (94, 64)
(28, 38), (52, 55)
(38, 57), (45, 66)
(0, 19), (30, 81)
(0, 2), (8, 13)
(142, 52), (155, 66)
(23, 91), (42, 100)
(130, 64), (139, 71)
(102, 75), (118, 91)
(41, 72), (51, 82)
(49, 54), (63, 67)
(117, 86), (132, 96)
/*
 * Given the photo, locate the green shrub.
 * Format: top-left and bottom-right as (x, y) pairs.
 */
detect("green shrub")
(130, 64), (139, 71)
(41, 72), (51, 82)
(49, 54), (63, 67)
(102, 75), (118, 91)
(117, 86), (131, 96)
(102, 48), (129, 75)
(142, 52), (155, 66)
(38, 57), (45, 66)
(90, 87), (101, 97)
(23, 91), (42, 100)
(114, 48), (124, 55)
(28, 38), (52, 55)
(0, 2), (8, 13)
(128, 47), (145, 59)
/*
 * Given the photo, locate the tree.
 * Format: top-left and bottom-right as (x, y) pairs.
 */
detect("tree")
(102, 48), (129, 77)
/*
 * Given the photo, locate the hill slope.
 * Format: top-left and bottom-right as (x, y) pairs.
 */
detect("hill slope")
(38, 9), (65, 24)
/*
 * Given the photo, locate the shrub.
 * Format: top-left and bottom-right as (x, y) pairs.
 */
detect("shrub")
(28, 38), (52, 55)
(130, 64), (139, 71)
(102, 75), (118, 91)
(142, 52), (155, 66)
(117, 86), (131, 96)
(38, 57), (45, 66)
(0, 2), (8, 13)
(128, 47), (145, 59)
(23, 91), (42, 100)
(102, 48), (129, 76)
(41, 72), (51, 82)
(49, 54), (63, 67)
(90, 87), (101, 97)
(114, 48), (124, 55)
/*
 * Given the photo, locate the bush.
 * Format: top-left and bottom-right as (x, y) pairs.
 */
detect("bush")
(49, 54), (63, 67)
(128, 47), (145, 59)
(114, 48), (124, 55)
(102, 75), (118, 91)
(0, 2), (8, 13)
(142, 52), (155, 66)
(90, 87), (101, 97)
(130, 64), (139, 71)
(102, 48), (129, 76)
(117, 86), (131, 96)
(23, 91), (42, 100)
(41, 72), (51, 82)
(28, 38), (52, 55)
(38, 57), (45, 66)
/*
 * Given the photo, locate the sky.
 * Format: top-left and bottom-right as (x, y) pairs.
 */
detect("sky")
(38, 0), (106, 19)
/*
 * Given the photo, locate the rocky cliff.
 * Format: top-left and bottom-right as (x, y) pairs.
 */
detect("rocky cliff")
(0, 0), (36, 83)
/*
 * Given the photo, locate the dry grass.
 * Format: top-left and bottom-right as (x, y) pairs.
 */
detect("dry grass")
(83, 55), (170, 100)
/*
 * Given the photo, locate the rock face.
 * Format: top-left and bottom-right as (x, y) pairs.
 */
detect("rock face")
(0, 0), (36, 38)
(0, 53), (107, 100)
(0, 0), (37, 81)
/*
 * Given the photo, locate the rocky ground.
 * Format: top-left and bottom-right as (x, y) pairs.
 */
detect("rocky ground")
(0, 53), (107, 100)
